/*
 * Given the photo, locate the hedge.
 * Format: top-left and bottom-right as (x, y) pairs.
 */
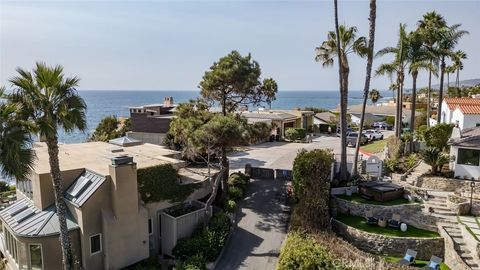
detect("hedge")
(285, 128), (307, 141)
(277, 231), (340, 270)
(137, 164), (200, 203)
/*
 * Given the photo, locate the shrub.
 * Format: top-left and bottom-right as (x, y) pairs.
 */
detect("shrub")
(292, 149), (332, 231)
(420, 147), (449, 175)
(223, 200), (236, 213)
(385, 158), (397, 173)
(385, 116), (395, 126)
(406, 153), (418, 169)
(176, 254), (207, 270)
(228, 187), (243, 201)
(285, 128), (307, 141)
(228, 172), (249, 189)
(172, 213), (231, 263)
(386, 136), (402, 159)
(277, 230), (338, 270)
(420, 123), (454, 150)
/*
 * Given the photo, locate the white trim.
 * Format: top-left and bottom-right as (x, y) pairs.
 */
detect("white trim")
(28, 243), (44, 270)
(90, 233), (102, 255)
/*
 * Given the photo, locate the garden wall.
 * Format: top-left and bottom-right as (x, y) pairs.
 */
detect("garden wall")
(416, 176), (480, 193)
(332, 219), (444, 260)
(333, 196), (437, 231)
(438, 226), (471, 270)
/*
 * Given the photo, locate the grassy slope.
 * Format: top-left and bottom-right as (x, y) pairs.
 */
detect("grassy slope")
(361, 138), (387, 154)
(336, 193), (412, 206)
(384, 256), (451, 270)
(336, 213), (440, 238)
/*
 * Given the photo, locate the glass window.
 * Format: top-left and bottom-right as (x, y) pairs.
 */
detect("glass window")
(90, 234), (102, 255)
(29, 244), (42, 270)
(148, 219), (152, 235)
(458, 148), (480, 166)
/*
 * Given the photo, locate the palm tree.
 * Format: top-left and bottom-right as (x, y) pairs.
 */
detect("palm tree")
(445, 65), (456, 88)
(352, 0), (377, 176)
(369, 89), (381, 105)
(315, 19), (367, 181)
(405, 30), (434, 150)
(435, 24), (468, 123)
(452, 50), (467, 88)
(417, 11), (446, 127)
(0, 87), (34, 180)
(376, 24), (408, 138)
(9, 63), (86, 270)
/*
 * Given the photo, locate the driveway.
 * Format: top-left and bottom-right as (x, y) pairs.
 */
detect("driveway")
(215, 178), (288, 270)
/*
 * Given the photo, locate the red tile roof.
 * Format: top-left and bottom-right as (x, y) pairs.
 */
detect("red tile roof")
(444, 98), (480, 114)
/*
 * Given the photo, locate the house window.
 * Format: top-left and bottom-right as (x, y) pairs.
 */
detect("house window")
(29, 244), (42, 270)
(148, 219), (153, 235)
(4, 229), (19, 263)
(17, 179), (33, 200)
(476, 123), (480, 127)
(90, 234), (102, 255)
(458, 148), (480, 166)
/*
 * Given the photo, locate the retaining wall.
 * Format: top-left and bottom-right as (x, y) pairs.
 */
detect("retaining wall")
(332, 219), (444, 260)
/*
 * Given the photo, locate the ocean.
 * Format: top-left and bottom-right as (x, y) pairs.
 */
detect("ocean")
(58, 90), (392, 143)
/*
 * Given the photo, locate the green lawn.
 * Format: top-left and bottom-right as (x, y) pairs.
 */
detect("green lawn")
(335, 213), (440, 238)
(336, 193), (412, 206)
(384, 256), (451, 270)
(361, 139), (387, 154)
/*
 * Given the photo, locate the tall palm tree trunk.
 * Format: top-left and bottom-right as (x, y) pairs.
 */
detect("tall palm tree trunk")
(352, 0), (376, 176)
(456, 68), (460, 88)
(395, 77), (402, 138)
(333, 0), (348, 181)
(426, 69), (432, 127)
(447, 72), (450, 88)
(410, 72), (418, 152)
(46, 136), (74, 270)
(437, 59), (446, 123)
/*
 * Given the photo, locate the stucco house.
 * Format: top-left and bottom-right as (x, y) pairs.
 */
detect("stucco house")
(127, 97), (176, 145)
(448, 126), (480, 180)
(439, 97), (480, 129)
(0, 142), (212, 270)
(240, 109), (314, 137)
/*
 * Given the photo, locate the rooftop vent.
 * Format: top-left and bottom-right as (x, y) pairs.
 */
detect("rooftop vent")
(111, 155), (133, 166)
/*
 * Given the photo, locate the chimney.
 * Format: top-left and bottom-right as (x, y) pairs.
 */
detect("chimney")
(450, 121), (462, 139)
(164, 97), (174, 107)
(109, 156), (139, 218)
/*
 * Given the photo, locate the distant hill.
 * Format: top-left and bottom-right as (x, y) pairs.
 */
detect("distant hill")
(431, 78), (480, 90)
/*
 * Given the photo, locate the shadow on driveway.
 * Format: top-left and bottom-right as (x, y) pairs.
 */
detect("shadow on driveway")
(215, 179), (289, 270)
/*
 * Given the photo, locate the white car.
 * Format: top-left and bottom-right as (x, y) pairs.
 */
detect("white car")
(362, 130), (384, 141)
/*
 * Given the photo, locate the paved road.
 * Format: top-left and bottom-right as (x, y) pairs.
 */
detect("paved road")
(229, 132), (394, 172)
(215, 179), (289, 270)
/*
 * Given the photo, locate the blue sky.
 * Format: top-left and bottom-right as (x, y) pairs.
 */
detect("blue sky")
(0, 0), (478, 91)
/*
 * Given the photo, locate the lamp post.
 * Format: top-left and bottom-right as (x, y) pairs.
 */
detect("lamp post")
(470, 181), (475, 216)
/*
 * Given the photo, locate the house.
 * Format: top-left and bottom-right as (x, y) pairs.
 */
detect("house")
(313, 112), (336, 132)
(240, 109), (314, 137)
(0, 141), (213, 270)
(448, 126), (480, 180)
(350, 113), (382, 126)
(439, 97), (480, 129)
(127, 97), (176, 145)
(334, 104), (411, 126)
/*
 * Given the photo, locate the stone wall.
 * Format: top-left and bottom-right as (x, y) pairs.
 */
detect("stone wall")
(447, 195), (480, 216)
(332, 219), (444, 260)
(333, 196), (438, 231)
(416, 176), (480, 194)
(438, 226), (471, 270)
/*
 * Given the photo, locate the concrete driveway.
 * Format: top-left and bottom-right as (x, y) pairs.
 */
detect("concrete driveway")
(214, 178), (288, 270)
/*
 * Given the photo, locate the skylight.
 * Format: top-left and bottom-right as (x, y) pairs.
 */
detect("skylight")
(8, 203), (28, 216)
(67, 176), (92, 198)
(14, 208), (34, 223)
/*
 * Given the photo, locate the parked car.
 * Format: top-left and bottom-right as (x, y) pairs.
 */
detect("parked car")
(373, 121), (392, 130)
(363, 129), (384, 141)
(336, 127), (353, 137)
(346, 132), (368, 147)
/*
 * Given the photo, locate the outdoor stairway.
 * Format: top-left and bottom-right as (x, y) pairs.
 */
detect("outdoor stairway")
(427, 192), (480, 270)
(404, 162), (430, 185)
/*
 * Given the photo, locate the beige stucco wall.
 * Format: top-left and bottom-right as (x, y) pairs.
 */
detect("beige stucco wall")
(33, 169), (84, 210)
(3, 227), (81, 270)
